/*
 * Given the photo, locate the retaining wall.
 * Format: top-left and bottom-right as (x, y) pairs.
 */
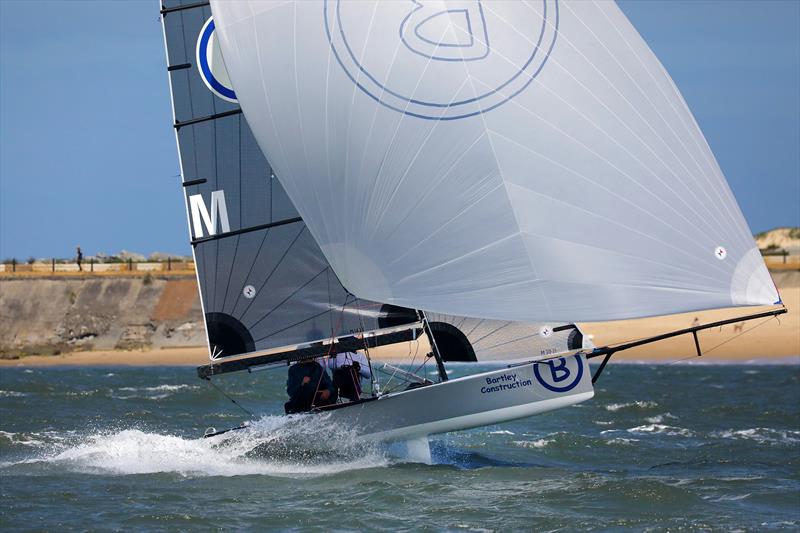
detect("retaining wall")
(0, 275), (205, 357)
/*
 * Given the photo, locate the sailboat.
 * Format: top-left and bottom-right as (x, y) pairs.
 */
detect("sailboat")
(159, 0), (786, 446)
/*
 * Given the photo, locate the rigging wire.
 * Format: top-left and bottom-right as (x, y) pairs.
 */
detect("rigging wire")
(206, 378), (254, 418)
(383, 336), (425, 395)
(664, 315), (779, 366)
(353, 296), (381, 396)
(378, 328), (411, 394)
(311, 295), (353, 408)
(592, 305), (785, 358)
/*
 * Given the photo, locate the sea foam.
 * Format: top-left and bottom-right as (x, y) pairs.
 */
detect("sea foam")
(8, 415), (391, 478)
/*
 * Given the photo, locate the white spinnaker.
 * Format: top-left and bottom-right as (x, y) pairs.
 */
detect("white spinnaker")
(211, 0), (779, 321)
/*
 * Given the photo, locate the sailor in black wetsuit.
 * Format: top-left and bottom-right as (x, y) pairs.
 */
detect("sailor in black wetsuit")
(284, 358), (337, 414)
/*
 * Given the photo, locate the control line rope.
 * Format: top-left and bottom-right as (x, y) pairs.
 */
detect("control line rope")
(207, 378), (254, 418)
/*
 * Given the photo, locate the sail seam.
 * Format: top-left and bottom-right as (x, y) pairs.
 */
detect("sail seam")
(469, 321), (512, 346)
(254, 294), (355, 344)
(559, 1), (739, 249)
(513, 1), (738, 252)
(450, 4), (554, 318)
(230, 227), (273, 318)
(237, 224), (307, 321)
(493, 152), (732, 281)
(247, 267), (330, 330)
(594, 4), (752, 251)
(220, 235), (240, 315)
(387, 180), (505, 267)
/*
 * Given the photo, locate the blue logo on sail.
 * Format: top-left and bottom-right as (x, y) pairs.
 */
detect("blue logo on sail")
(533, 355), (584, 393)
(196, 17), (237, 103)
(324, 0), (558, 120)
(400, 1), (490, 62)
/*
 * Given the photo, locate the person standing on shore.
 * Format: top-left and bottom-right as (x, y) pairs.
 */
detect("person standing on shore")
(76, 246), (83, 272)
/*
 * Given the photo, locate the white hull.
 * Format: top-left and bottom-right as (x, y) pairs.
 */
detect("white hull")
(322, 354), (593, 441)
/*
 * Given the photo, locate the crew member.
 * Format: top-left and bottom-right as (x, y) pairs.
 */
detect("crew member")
(327, 351), (371, 402)
(284, 357), (336, 414)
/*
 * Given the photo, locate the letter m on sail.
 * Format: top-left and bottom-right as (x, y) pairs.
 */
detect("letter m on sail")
(189, 190), (230, 238)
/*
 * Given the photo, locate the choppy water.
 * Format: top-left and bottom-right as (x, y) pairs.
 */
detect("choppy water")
(1, 363), (798, 531)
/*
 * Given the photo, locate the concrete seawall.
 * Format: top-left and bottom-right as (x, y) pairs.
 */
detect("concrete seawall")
(0, 275), (205, 357)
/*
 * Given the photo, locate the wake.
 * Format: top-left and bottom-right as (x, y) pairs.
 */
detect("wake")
(1, 415), (390, 477)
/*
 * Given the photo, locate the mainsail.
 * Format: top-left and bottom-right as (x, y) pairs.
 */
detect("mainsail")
(210, 0), (780, 322)
(161, 0), (394, 359)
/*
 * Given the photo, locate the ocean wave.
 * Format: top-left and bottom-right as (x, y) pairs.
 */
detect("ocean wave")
(510, 431), (592, 449)
(606, 437), (640, 446)
(706, 493), (752, 502)
(117, 384), (199, 393)
(110, 393), (176, 401)
(0, 429), (76, 448)
(64, 390), (100, 397)
(626, 424), (694, 437)
(111, 384), (201, 400)
(604, 401), (657, 412)
(513, 438), (552, 449)
(644, 413), (678, 424)
(488, 430), (515, 435)
(712, 427), (800, 445)
(0, 390), (28, 398)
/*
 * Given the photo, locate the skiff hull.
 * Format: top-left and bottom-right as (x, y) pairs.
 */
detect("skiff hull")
(323, 354), (593, 441)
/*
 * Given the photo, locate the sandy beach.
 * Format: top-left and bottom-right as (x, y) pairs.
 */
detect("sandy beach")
(580, 286), (799, 363)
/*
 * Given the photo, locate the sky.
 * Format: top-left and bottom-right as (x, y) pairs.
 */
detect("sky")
(1, 0), (798, 260)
